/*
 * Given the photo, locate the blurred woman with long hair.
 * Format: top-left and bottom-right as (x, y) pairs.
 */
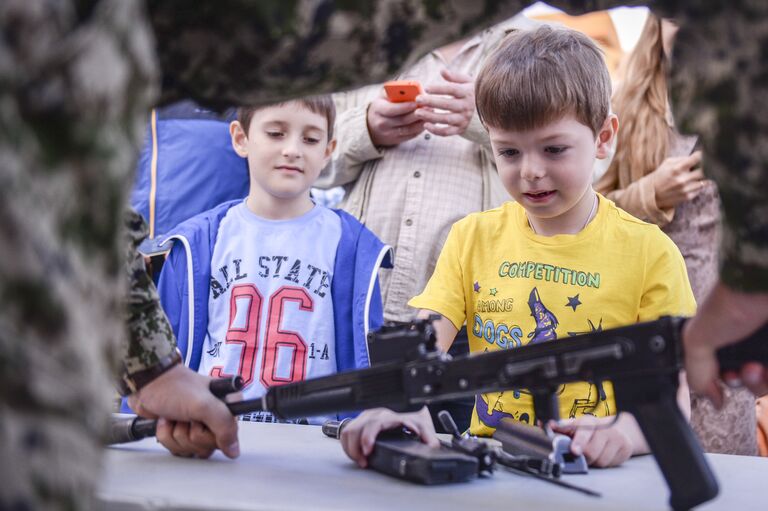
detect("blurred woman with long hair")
(596, 13), (757, 456)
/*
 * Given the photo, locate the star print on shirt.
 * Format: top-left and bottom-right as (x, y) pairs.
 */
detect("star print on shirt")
(490, 288), (498, 296)
(566, 294), (582, 311)
(474, 281), (481, 293)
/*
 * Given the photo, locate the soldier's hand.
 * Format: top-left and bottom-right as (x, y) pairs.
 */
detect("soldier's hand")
(652, 151), (706, 209)
(683, 281), (768, 406)
(128, 364), (240, 458)
(340, 406), (439, 468)
(366, 93), (425, 147)
(415, 68), (475, 137)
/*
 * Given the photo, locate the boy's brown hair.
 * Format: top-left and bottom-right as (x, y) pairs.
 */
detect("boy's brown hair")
(237, 95), (336, 141)
(475, 25), (611, 135)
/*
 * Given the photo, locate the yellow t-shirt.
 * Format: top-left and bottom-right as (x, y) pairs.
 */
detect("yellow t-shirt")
(409, 194), (696, 437)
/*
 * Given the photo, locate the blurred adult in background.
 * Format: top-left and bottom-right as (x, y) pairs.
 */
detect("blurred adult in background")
(316, 14), (538, 432)
(318, 15), (538, 324)
(596, 14), (757, 455)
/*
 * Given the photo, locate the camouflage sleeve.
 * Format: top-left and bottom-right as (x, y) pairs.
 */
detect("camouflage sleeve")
(120, 209), (177, 379)
(668, 2), (768, 293)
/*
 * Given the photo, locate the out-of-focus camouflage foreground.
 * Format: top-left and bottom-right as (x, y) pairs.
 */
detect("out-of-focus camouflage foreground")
(0, 1), (765, 509)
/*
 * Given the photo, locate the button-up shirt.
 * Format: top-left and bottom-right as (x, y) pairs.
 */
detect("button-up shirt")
(318, 16), (537, 321)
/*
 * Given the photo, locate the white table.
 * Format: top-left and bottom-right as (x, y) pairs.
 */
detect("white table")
(98, 421), (766, 511)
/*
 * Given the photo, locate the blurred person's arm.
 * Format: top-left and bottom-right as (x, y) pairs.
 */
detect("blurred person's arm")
(120, 209), (239, 459)
(316, 87), (383, 189)
(595, 152), (704, 227)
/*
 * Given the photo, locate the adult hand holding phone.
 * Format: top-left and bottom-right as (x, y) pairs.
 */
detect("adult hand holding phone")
(367, 87), (425, 147)
(414, 68), (475, 137)
(653, 150), (706, 209)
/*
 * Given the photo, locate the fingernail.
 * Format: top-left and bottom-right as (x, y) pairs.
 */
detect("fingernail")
(226, 441), (240, 458)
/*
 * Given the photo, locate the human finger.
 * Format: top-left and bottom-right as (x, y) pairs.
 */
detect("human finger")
(684, 169), (705, 182)
(191, 398), (240, 459)
(340, 420), (367, 467)
(170, 421), (199, 457)
(440, 68), (473, 84)
(358, 414), (421, 458)
(416, 93), (469, 112)
(579, 428), (608, 465)
(157, 419), (190, 457)
(415, 109), (466, 127)
(405, 415), (439, 449)
(551, 417), (575, 432)
(423, 122), (463, 137)
(569, 424), (595, 457)
(378, 113), (424, 131)
(600, 436), (632, 468)
(188, 421), (218, 459)
(424, 82), (469, 98)
(681, 150), (703, 169)
(375, 99), (420, 117)
(681, 179), (706, 200)
(388, 120), (426, 142)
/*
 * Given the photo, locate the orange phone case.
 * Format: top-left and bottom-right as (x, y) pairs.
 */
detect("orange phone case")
(383, 80), (422, 103)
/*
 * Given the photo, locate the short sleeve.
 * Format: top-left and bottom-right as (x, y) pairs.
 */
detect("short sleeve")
(638, 231), (697, 322)
(408, 222), (468, 329)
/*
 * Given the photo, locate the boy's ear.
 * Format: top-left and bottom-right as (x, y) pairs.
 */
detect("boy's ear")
(323, 138), (337, 163)
(595, 114), (619, 160)
(230, 120), (249, 158)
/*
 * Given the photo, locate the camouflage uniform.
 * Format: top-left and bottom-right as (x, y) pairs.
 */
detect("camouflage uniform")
(0, 0), (765, 509)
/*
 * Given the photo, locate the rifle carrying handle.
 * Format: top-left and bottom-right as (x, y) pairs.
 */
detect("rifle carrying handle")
(623, 390), (718, 511)
(715, 321), (768, 372)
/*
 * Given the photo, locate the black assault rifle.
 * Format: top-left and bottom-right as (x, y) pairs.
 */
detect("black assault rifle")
(110, 316), (768, 511)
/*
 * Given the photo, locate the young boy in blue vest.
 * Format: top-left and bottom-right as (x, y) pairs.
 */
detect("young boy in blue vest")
(340, 26), (695, 469)
(154, 96), (391, 445)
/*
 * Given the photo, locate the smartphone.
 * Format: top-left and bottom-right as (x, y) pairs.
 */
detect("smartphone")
(383, 80), (422, 103)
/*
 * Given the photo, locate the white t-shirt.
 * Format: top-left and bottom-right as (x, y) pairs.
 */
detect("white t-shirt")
(200, 201), (342, 424)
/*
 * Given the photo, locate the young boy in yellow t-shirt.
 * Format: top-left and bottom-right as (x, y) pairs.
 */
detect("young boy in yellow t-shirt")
(339, 26), (695, 469)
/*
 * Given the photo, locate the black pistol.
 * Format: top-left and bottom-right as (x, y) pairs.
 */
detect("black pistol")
(322, 418), (478, 485)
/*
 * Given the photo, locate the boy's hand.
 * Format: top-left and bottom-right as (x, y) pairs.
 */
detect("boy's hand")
(551, 415), (638, 468)
(652, 151), (706, 209)
(367, 94), (425, 147)
(340, 406), (439, 468)
(415, 69), (475, 137)
(128, 364), (240, 459)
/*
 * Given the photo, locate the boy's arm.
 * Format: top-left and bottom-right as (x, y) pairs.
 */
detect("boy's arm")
(408, 223), (468, 344)
(595, 170), (674, 227)
(560, 371), (691, 469)
(416, 309), (459, 352)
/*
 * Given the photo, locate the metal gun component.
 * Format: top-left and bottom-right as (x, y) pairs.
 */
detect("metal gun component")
(494, 418), (588, 475)
(108, 317), (768, 511)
